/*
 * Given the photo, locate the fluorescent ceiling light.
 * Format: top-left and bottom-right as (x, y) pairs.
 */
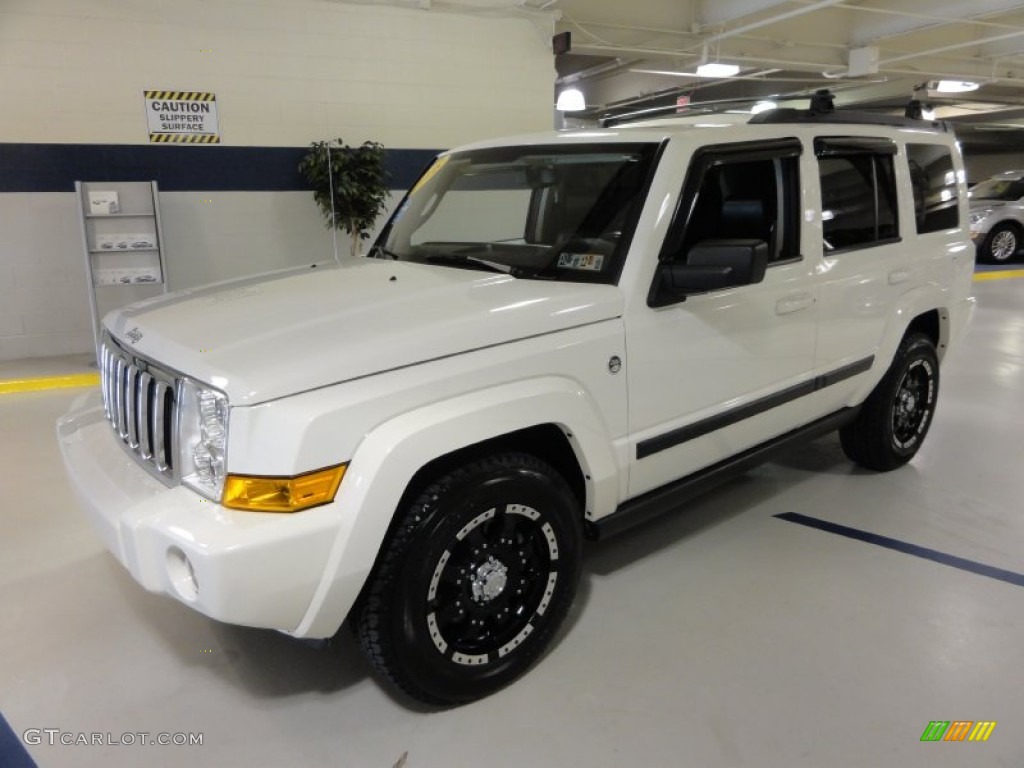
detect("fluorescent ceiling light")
(751, 100), (777, 114)
(556, 87), (585, 111)
(696, 62), (740, 78)
(934, 80), (979, 93)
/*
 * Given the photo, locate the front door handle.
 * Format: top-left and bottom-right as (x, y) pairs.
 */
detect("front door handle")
(776, 292), (814, 315)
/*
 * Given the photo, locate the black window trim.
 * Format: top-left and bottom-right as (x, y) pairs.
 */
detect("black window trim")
(816, 135), (901, 255)
(649, 137), (804, 306)
(905, 142), (961, 235)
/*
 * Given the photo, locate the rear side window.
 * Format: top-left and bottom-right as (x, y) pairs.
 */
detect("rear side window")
(906, 144), (960, 233)
(816, 137), (898, 252)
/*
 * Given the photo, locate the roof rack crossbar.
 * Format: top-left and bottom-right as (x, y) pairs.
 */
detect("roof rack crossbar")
(748, 89), (951, 132)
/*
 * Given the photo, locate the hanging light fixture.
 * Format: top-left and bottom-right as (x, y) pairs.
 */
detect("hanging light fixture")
(696, 62), (740, 78)
(556, 87), (586, 111)
(934, 80), (979, 93)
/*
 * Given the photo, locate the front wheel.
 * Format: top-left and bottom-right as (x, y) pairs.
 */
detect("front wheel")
(840, 333), (939, 471)
(352, 453), (582, 706)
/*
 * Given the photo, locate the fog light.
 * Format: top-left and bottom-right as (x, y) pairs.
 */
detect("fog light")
(222, 464), (346, 513)
(167, 546), (199, 601)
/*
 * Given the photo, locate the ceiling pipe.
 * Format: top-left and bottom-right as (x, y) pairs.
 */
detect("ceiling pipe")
(843, 1), (1024, 45)
(701, 0), (847, 44)
(881, 28), (1024, 65)
(556, 57), (631, 85)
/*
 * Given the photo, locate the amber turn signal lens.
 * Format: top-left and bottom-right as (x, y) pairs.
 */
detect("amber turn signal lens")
(222, 464), (346, 512)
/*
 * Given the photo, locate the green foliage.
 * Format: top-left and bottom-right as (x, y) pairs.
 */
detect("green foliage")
(298, 139), (390, 256)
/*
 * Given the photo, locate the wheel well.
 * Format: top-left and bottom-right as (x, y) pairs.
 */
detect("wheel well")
(396, 424), (587, 517)
(905, 308), (947, 359)
(991, 219), (1022, 237)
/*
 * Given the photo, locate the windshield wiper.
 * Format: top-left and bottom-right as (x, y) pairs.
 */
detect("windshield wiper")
(425, 254), (517, 275)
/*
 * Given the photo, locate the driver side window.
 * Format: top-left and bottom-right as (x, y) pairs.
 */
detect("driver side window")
(662, 141), (802, 266)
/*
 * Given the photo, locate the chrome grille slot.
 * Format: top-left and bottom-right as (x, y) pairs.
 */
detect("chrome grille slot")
(99, 335), (179, 486)
(126, 363), (140, 448)
(138, 372), (153, 459)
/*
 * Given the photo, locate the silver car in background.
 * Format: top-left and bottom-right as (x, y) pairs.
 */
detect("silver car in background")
(969, 171), (1024, 263)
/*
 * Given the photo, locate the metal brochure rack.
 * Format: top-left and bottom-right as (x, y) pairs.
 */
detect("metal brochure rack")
(75, 180), (169, 357)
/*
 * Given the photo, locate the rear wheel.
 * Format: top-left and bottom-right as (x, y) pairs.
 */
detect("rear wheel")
(840, 333), (939, 471)
(353, 453), (582, 705)
(980, 223), (1020, 263)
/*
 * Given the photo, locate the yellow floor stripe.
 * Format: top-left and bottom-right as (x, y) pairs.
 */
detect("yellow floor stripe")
(974, 269), (1024, 281)
(0, 373), (100, 395)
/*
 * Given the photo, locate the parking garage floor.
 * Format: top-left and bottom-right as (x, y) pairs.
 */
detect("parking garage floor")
(1, 277), (1022, 768)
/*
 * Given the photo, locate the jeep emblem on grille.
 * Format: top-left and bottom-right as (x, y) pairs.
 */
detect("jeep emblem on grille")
(125, 327), (144, 344)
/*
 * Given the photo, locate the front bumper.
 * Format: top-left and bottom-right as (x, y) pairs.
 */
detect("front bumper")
(57, 391), (340, 635)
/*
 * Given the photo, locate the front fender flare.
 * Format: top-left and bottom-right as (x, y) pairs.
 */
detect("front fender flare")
(289, 376), (619, 638)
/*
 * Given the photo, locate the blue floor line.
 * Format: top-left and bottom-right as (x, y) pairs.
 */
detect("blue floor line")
(775, 512), (1024, 588)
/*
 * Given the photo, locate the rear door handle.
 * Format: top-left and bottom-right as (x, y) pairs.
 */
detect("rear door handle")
(776, 292), (814, 315)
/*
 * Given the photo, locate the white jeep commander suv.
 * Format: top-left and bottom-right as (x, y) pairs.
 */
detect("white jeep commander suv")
(59, 94), (975, 705)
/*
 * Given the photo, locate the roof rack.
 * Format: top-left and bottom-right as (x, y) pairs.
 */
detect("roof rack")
(748, 89), (953, 133)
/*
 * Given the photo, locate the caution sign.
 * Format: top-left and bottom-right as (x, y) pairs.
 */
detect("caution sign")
(144, 91), (220, 144)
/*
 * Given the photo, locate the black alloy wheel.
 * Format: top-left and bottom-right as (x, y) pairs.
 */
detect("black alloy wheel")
(890, 357), (936, 452)
(840, 332), (939, 471)
(353, 453), (582, 705)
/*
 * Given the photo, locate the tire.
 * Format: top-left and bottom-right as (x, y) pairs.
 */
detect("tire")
(980, 223), (1020, 263)
(352, 453), (582, 706)
(840, 333), (939, 472)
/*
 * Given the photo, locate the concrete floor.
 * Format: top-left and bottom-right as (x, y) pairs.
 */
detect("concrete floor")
(1, 279), (1022, 768)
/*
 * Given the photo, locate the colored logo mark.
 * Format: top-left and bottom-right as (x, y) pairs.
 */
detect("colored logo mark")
(920, 721), (997, 742)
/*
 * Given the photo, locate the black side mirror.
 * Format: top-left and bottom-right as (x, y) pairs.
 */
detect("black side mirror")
(650, 239), (769, 307)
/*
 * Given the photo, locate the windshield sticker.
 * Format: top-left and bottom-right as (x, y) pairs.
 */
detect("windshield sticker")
(557, 252), (605, 271)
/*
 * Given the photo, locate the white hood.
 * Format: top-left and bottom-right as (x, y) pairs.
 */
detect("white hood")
(105, 259), (622, 405)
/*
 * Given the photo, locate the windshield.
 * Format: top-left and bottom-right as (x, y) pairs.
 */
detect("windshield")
(969, 177), (1024, 201)
(372, 143), (660, 283)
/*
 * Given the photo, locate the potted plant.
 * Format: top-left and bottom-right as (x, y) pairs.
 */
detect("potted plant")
(298, 139), (390, 258)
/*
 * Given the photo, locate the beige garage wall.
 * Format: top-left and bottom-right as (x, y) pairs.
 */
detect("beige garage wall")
(0, 0), (556, 361)
(0, 0), (554, 148)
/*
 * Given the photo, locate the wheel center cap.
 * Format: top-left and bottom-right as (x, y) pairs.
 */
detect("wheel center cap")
(471, 557), (508, 603)
(904, 392), (916, 412)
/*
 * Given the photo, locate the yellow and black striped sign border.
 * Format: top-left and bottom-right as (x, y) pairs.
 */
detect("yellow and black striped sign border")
(149, 134), (221, 144)
(145, 90), (216, 102)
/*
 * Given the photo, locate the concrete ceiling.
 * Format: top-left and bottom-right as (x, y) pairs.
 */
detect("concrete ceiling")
(550, 0), (1024, 146)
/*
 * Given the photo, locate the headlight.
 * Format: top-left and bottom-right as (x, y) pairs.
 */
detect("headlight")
(178, 379), (229, 500)
(969, 210), (990, 226)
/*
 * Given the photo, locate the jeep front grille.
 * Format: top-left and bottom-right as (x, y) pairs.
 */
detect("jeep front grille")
(100, 337), (179, 484)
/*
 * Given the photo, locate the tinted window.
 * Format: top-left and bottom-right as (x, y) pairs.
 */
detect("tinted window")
(666, 143), (801, 265)
(906, 144), (960, 233)
(817, 139), (898, 251)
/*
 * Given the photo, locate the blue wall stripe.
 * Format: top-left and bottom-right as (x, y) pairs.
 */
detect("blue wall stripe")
(0, 143), (439, 193)
(776, 512), (1024, 588)
(0, 712), (37, 768)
